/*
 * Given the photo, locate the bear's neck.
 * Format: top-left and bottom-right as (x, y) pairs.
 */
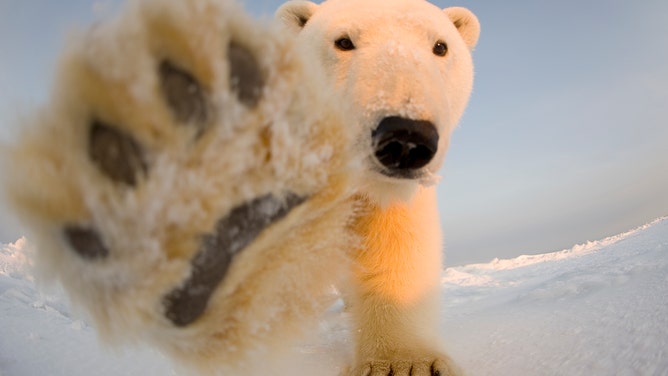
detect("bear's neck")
(350, 186), (442, 304)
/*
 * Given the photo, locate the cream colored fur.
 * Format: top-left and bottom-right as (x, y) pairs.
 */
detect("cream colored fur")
(3, 0), (480, 374)
(277, 0), (480, 374)
(3, 0), (359, 374)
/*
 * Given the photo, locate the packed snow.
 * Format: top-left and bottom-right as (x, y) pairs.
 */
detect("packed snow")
(1, 217), (667, 375)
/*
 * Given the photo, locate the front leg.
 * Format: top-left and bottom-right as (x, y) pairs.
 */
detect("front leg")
(348, 186), (462, 376)
(4, 0), (356, 372)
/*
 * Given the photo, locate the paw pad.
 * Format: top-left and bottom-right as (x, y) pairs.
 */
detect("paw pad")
(89, 121), (147, 186)
(64, 226), (109, 260)
(163, 193), (306, 327)
(159, 60), (208, 125)
(228, 42), (264, 107)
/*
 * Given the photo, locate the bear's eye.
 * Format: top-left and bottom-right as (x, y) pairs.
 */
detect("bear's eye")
(335, 37), (356, 51)
(433, 41), (448, 57)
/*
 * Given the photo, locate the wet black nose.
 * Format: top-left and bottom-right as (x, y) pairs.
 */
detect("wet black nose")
(372, 116), (439, 173)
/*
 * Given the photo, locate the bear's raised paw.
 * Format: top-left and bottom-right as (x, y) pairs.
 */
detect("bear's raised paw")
(3, 0), (356, 372)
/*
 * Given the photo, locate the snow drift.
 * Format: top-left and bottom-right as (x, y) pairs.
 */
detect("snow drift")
(1, 217), (667, 375)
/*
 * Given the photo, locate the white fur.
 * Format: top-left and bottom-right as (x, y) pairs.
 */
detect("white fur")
(278, 0), (480, 374)
(3, 0), (479, 374)
(3, 0), (359, 374)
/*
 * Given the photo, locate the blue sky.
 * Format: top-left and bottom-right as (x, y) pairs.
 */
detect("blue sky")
(1, 0), (667, 266)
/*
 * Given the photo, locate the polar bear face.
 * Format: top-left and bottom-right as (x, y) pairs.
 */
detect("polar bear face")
(278, 0), (479, 201)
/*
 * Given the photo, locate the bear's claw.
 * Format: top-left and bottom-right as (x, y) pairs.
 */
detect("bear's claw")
(349, 357), (462, 376)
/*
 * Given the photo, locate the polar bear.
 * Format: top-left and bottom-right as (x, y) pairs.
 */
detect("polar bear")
(2, 0), (479, 374)
(277, 0), (480, 374)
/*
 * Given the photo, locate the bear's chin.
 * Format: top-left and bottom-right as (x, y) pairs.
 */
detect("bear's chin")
(361, 169), (440, 207)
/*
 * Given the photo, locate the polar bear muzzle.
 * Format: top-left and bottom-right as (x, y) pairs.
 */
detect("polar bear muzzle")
(371, 116), (439, 179)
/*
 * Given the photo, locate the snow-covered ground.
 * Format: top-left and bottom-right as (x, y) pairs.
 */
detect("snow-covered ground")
(1, 217), (667, 375)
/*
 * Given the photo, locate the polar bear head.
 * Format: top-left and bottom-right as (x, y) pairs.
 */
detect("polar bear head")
(278, 0), (479, 202)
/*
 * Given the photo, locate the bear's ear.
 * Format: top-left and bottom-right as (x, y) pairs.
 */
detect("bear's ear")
(276, 1), (319, 33)
(444, 7), (480, 50)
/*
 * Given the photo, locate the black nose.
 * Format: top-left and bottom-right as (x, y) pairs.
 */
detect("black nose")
(372, 116), (439, 173)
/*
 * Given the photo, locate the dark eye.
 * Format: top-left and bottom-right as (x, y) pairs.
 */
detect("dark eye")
(335, 37), (355, 51)
(433, 41), (448, 57)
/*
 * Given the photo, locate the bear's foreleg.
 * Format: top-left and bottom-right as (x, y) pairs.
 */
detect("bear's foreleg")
(348, 186), (462, 376)
(3, 0), (356, 373)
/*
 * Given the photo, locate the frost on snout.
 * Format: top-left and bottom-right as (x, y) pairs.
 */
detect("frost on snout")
(371, 116), (439, 179)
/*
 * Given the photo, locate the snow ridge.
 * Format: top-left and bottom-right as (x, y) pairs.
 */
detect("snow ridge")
(442, 217), (668, 376)
(1, 217), (667, 375)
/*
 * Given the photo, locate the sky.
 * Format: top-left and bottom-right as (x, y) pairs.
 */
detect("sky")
(1, 0), (667, 266)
